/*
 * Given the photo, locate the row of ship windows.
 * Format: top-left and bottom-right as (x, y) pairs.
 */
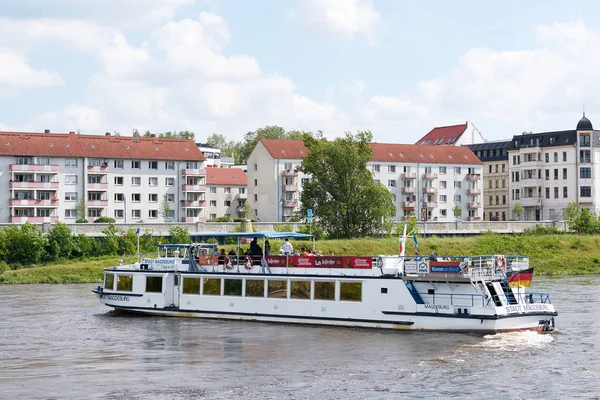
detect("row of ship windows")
(105, 274), (363, 302)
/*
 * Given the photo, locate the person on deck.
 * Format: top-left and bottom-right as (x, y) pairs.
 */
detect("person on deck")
(280, 238), (293, 255)
(250, 238), (263, 256)
(265, 240), (271, 256)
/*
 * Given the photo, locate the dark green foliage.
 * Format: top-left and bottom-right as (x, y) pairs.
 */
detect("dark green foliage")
(208, 216), (233, 222)
(73, 234), (99, 258)
(93, 216), (116, 223)
(46, 222), (77, 260)
(168, 226), (190, 244)
(75, 218), (88, 223)
(100, 224), (121, 255)
(0, 223), (47, 264)
(522, 224), (563, 236)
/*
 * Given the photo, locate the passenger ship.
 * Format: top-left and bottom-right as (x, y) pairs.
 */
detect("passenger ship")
(93, 231), (557, 333)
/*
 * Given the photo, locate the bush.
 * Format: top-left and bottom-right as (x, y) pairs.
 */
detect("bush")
(75, 218), (88, 223)
(208, 216), (233, 222)
(522, 224), (562, 236)
(93, 217), (116, 223)
(0, 261), (9, 273)
(274, 223), (293, 232)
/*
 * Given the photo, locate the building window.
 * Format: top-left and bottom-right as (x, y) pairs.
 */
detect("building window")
(580, 168), (591, 179)
(114, 210), (124, 219)
(132, 209), (141, 219)
(149, 210), (158, 218)
(164, 194), (174, 202)
(210, 187), (217, 194)
(495, 164), (499, 173)
(210, 200), (217, 207)
(554, 169), (558, 180)
(454, 195), (461, 202)
(554, 152), (558, 162)
(387, 165), (396, 173)
(580, 186), (591, 197)
(149, 177), (158, 186)
(65, 175), (77, 185)
(502, 195), (506, 204)
(65, 192), (77, 201)
(254, 164), (257, 171)
(546, 188), (550, 199)
(284, 162), (292, 170)
(254, 179), (258, 186)
(225, 200), (231, 206)
(132, 193), (141, 202)
(114, 176), (123, 185)
(388, 180), (396, 187)
(131, 177), (140, 186)
(225, 187), (231, 194)
(489, 196), (493, 205)
(114, 160), (124, 169)
(562, 168), (567, 180)
(554, 187), (559, 198)
(65, 159), (77, 167)
(489, 180), (493, 188)
(439, 166), (446, 174)
(454, 181), (461, 189)
(210, 213), (217, 219)
(545, 170), (549, 180)
(439, 195), (447, 203)
(114, 193), (124, 202)
(563, 187), (568, 198)
(440, 181), (447, 189)
(149, 161), (158, 170)
(488, 165), (492, 173)
(372, 164), (380, 173)
(88, 209), (102, 218)
(132, 160), (140, 169)
(440, 209), (447, 217)
(502, 164), (505, 172)
(165, 177), (174, 186)
(454, 167), (461, 174)
(563, 152), (567, 162)
(239, 187), (246, 194)
(186, 162), (199, 169)
(149, 194), (158, 202)
(165, 161), (174, 170)
(65, 209), (77, 219)
(254, 194), (258, 201)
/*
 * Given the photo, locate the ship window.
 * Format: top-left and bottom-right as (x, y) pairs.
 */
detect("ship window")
(182, 277), (200, 294)
(267, 280), (287, 298)
(146, 276), (163, 293)
(245, 279), (265, 297)
(340, 282), (362, 302)
(224, 279), (242, 296)
(314, 281), (335, 301)
(203, 278), (221, 296)
(381, 287), (388, 294)
(290, 281), (311, 300)
(116, 275), (133, 292)
(104, 273), (114, 290)
(428, 289), (435, 295)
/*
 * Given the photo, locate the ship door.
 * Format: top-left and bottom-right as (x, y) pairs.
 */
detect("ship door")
(172, 274), (180, 308)
(163, 274), (180, 309)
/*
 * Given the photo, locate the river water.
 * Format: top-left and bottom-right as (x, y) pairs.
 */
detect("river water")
(0, 277), (598, 400)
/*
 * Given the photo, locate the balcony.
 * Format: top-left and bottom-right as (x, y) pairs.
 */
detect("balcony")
(466, 174), (481, 182)
(9, 199), (59, 207)
(9, 216), (59, 224)
(467, 202), (481, 208)
(181, 216), (207, 223)
(10, 164), (59, 173)
(283, 200), (298, 208)
(182, 168), (207, 176)
(401, 172), (417, 179)
(466, 188), (481, 195)
(9, 181), (59, 189)
(423, 187), (438, 194)
(422, 173), (438, 180)
(282, 169), (298, 177)
(182, 184), (207, 192)
(402, 201), (416, 209)
(87, 183), (109, 190)
(87, 165), (109, 173)
(424, 202), (438, 208)
(401, 187), (416, 193)
(283, 184), (298, 192)
(180, 200), (207, 208)
(87, 200), (109, 207)
(468, 216), (482, 221)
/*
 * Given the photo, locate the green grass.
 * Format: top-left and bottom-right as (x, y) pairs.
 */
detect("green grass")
(1, 234), (600, 284)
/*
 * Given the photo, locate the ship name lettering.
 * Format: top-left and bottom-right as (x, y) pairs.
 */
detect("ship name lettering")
(424, 304), (449, 310)
(106, 295), (130, 301)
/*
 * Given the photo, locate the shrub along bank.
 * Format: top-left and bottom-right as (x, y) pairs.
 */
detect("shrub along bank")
(2, 232), (600, 284)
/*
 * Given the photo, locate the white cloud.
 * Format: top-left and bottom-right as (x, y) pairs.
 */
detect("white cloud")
(362, 95), (427, 124)
(28, 104), (104, 133)
(292, 0), (381, 43)
(0, 48), (63, 88)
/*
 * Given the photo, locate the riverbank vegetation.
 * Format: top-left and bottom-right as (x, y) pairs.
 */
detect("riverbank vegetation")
(2, 224), (600, 284)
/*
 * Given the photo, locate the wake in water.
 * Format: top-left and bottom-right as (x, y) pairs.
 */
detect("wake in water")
(471, 330), (554, 351)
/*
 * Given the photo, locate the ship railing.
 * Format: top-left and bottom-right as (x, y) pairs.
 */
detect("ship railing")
(418, 292), (486, 307)
(487, 291), (552, 307)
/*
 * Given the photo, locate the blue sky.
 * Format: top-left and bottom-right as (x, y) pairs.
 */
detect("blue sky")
(1, 0), (600, 144)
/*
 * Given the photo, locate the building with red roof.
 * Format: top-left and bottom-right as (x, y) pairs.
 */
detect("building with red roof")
(415, 122), (485, 146)
(0, 129), (207, 224)
(247, 138), (483, 222)
(205, 167), (247, 220)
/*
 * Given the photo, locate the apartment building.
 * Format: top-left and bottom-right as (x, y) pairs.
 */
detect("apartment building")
(0, 130), (207, 224)
(205, 167), (247, 220)
(507, 114), (595, 221)
(467, 141), (511, 221)
(415, 121), (485, 146)
(247, 138), (484, 222)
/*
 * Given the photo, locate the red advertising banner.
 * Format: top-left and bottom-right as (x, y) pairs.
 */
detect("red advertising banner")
(344, 256), (373, 269)
(314, 256), (344, 268)
(291, 256), (315, 268)
(265, 256), (288, 267)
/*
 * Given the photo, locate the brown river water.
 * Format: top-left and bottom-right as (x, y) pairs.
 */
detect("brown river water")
(0, 277), (599, 399)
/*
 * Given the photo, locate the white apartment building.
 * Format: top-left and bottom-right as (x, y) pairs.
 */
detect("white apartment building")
(247, 138), (484, 222)
(205, 167), (247, 220)
(0, 130), (207, 224)
(508, 114), (596, 221)
(196, 143), (222, 167)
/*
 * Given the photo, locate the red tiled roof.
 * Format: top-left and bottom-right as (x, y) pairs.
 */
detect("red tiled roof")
(259, 138), (481, 165)
(206, 167), (247, 185)
(259, 138), (308, 159)
(415, 123), (468, 145)
(0, 131), (205, 161)
(370, 142), (482, 165)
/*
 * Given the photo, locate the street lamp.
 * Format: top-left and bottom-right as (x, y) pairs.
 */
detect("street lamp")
(280, 195), (284, 222)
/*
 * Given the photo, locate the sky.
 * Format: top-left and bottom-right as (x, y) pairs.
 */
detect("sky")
(1, 0), (600, 144)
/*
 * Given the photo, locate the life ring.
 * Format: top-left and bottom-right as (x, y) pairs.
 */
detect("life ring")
(224, 256), (233, 270)
(244, 256), (253, 270)
(495, 255), (505, 270)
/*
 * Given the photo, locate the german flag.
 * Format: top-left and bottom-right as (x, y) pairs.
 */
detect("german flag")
(507, 268), (534, 288)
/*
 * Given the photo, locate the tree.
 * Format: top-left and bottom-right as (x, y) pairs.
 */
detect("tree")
(298, 131), (395, 239)
(169, 226), (190, 244)
(563, 201), (581, 229)
(240, 201), (253, 220)
(159, 199), (173, 220)
(513, 202), (523, 220)
(46, 222), (77, 260)
(453, 204), (462, 220)
(76, 199), (88, 223)
(207, 133), (241, 161)
(1, 223), (48, 265)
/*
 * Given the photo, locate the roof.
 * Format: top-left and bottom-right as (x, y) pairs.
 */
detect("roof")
(508, 130), (576, 150)
(206, 167), (247, 186)
(190, 232), (313, 239)
(577, 113), (593, 131)
(415, 123), (468, 145)
(369, 142), (482, 165)
(258, 138), (481, 165)
(259, 138), (308, 159)
(0, 131), (205, 161)
(466, 141), (511, 161)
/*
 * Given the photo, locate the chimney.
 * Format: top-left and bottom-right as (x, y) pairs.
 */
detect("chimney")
(69, 131), (75, 135)
(522, 131), (532, 135)
(151, 134), (156, 138)
(105, 132), (111, 136)
(44, 129), (50, 134)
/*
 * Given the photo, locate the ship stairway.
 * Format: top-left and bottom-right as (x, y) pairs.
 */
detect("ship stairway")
(500, 280), (518, 305)
(405, 281), (424, 304)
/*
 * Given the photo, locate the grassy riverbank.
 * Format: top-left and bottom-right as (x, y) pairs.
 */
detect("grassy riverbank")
(1, 233), (600, 284)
